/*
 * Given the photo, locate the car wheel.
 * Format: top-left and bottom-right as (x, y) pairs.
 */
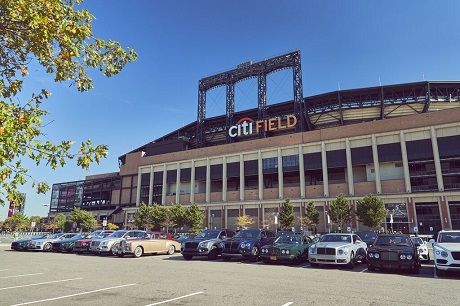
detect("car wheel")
(167, 245), (175, 255)
(43, 243), (52, 251)
(183, 254), (193, 260)
(133, 246), (143, 258)
(346, 252), (355, 269)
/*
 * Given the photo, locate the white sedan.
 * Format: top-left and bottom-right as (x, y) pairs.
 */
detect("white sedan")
(309, 233), (367, 268)
(27, 233), (77, 251)
(410, 236), (430, 262)
(431, 230), (460, 276)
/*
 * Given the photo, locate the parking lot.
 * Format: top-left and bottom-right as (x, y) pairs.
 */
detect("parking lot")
(0, 244), (459, 306)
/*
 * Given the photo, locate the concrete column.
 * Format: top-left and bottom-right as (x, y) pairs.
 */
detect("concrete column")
(175, 163), (181, 204)
(278, 148), (284, 199)
(371, 134), (382, 194)
(206, 158), (211, 203)
(298, 145), (305, 199)
(239, 154), (245, 201)
(345, 138), (354, 196)
(222, 156), (227, 202)
(400, 131), (412, 193)
(321, 142), (329, 197)
(161, 164), (167, 205)
(148, 165), (154, 205)
(136, 167), (142, 205)
(430, 126), (444, 191)
(258, 151), (263, 200)
(190, 160), (195, 203)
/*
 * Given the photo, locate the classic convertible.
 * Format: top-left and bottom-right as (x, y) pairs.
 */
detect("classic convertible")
(115, 233), (181, 258)
(260, 234), (314, 264)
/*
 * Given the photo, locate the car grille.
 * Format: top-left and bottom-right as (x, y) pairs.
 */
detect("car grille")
(451, 252), (460, 260)
(184, 242), (199, 249)
(91, 241), (101, 247)
(317, 247), (336, 255)
(223, 241), (240, 252)
(380, 251), (399, 261)
(11, 242), (18, 247)
(269, 247), (281, 256)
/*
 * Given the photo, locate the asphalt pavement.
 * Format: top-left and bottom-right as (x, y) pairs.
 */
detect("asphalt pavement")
(0, 244), (459, 306)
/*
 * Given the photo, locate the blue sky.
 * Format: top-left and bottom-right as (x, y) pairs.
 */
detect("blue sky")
(2, 0), (460, 219)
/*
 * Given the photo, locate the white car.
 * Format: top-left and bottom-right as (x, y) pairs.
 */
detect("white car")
(27, 233), (77, 251)
(89, 230), (146, 255)
(430, 230), (460, 276)
(309, 233), (367, 268)
(410, 236), (430, 262)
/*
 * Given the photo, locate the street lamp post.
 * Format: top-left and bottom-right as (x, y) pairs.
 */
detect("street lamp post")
(211, 213), (214, 230)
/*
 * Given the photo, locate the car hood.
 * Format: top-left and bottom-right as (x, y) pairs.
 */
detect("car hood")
(14, 238), (33, 243)
(95, 237), (123, 243)
(188, 238), (219, 244)
(225, 237), (257, 243)
(315, 242), (350, 249)
(436, 243), (460, 252)
(32, 238), (60, 243)
(369, 245), (414, 252)
(77, 238), (93, 243)
(265, 242), (301, 249)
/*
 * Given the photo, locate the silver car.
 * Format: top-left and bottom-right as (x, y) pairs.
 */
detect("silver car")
(27, 233), (78, 251)
(89, 230), (146, 255)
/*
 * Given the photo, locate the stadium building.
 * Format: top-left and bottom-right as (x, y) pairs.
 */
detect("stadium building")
(48, 51), (460, 234)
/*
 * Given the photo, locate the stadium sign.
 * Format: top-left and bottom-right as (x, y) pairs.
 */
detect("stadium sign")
(228, 115), (297, 138)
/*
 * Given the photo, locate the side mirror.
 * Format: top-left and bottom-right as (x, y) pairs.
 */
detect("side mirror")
(429, 239), (435, 244)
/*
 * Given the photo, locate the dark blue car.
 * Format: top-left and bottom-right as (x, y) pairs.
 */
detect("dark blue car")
(221, 229), (276, 261)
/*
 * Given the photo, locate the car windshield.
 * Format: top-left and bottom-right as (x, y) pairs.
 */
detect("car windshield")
(234, 230), (260, 239)
(275, 235), (302, 244)
(375, 236), (411, 246)
(109, 231), (128, 238)
(49, 233), (64, 239)
(411, 237), (424, 245)
(438, 232), (460, 243)
(320, 234), (351, 243)
(356, 231), (377, 240)
(195, 230), (220, 239)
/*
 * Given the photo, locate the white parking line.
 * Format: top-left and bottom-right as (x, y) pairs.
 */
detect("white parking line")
(9, 283), (136, 306)
(299, 264), (310, 268)
(0, 273), (43, 279)
(0, 269), (9, 272)
(281, 302), (294, 306)
(359, 268), (368, 273)
(145, 291), (204, 306)
(0, 278), (83, 291)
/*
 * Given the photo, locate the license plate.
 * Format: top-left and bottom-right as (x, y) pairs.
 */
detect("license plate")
(270, 256), (277, 261)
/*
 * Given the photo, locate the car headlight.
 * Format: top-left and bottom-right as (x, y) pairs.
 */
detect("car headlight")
(309, 245), (316, 254)
(369, 253), (374, 258)
(281, 250), (286, 254)
(285, 250), (290, 255)
(199, 241), (212, 248)
(374, 253), (380, 259)
(406, 254), (413, 260)
(400, 254), (406, 260)
(338, 248), (348, 255)
(240, 243), (246, 248)
(441, 251), (448, 258)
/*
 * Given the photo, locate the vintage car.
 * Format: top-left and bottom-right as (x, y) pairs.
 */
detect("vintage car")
(367, 234), (420, 273)
(11, 234), (53, 251)
(260, 234), (314, 264)
(181, 229), (234, 260)
(27, 233), (78, 251)
(221, 229), (276, 261)
(309, 233), (367, 268)
(73, 230), (114, 253)
(410, 236), (430, 262)
(356, 231), (378, 247)
(430, 230), (460, 276)
(89, 230), (146, 255)
(52, 234), (89, 252)
(115, 233), (181, 258)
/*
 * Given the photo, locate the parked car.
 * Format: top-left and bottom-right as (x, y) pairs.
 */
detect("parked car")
(430, 230), (460, 276)
(410, 236), (430, 262)
(116, 232), (181, 258)
(356, 231), (378, 247)
(11, 234), (53, 251)
(27, 233), (78, 251)
(309, 233), (367, 268)
(221, 229), (276, 261)
(181, 229), (234, 260)
(89, 230), (146, 255)
(52, 234), (90, 252)
(260, 233), (314, 264)
(175, 233), (196, 244)
(73, 230), (114, 254)
(367, 234), (420, 273)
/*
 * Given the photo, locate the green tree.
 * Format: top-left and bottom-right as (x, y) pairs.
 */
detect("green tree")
(330, 194), (352, 232)
(69, 208), (96, 231)
(53, 213), (66, 231)
(106, 223), (119, 231)
(356, 195), (387, 230)
(185, 204), (204, 233)
(150, 204), (168, 230)
(303, 201), (320, 233)
(235, 214), (254, 229)
(3, 213), (29, 231)
(134, 203), (153, 230)
(169, 204), (187, 231)
(279, 199), (295, 229)
(0, 0), (136, 207)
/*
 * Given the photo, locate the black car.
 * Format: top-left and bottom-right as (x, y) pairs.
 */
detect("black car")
(367, 234), (421, 273)
(221, 229), (276, 261)
(356, 231), (378, 247)
(181, 229), (235, 260)
(52, 234), (87, 252)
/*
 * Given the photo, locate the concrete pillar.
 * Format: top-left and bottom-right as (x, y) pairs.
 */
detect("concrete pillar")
(298, 145), (305, 199)
(258, 151), (263, 200)
(278, 148), (284, 199)
(190, 160), (195, 203)
(345, 138), (354, 196)
(321, 142), (329, 197)
(175, 163), (181, 204)
(148, 165), (154, 205)
(371, 134), (382, 194)
(206, 158), (211, 203)
(240, 154), (245, 201)
(222, 156), (227, 202)
(161, 164), (167, 205)
(136, 167), (142, 205)
(400, 131), (412, 193)
(430, 126), (444, 191)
